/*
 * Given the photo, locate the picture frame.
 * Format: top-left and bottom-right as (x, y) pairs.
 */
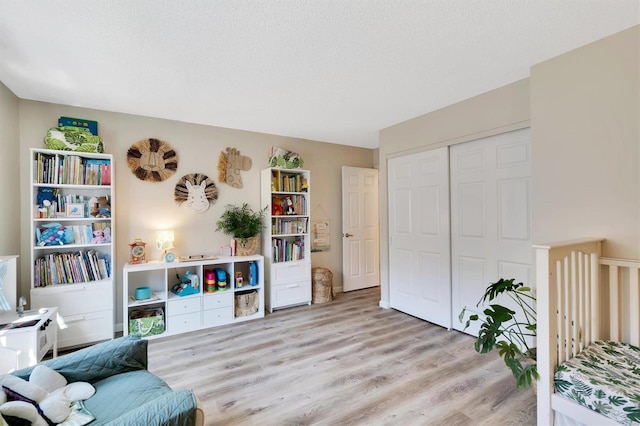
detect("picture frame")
(66, 203), (84, 218)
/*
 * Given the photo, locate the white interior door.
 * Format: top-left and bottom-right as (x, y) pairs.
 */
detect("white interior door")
(388, 147), (451, 329)
(451, 128), (532, 335)
(341, 167), (379, 292)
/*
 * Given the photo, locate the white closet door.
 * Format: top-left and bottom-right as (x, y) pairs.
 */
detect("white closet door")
(388, 147), (451, 329)
(451, 128), (532, 335)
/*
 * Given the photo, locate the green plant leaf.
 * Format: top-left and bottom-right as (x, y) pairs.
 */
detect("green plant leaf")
(215, 203), (267, 238)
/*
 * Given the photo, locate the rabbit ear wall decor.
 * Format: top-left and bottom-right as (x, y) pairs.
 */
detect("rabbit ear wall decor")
(218, 147), (252, 189)
(174, 173), (218, 213)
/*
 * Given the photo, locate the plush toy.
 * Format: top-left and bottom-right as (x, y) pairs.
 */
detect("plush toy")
(272, 198), (284, 216)
(90, 196), (110, 218)
(0, 365), (95, 425)
(285, 196), (295, 215)
(91, 230), (104, 244)
(36, 223), (75, 246)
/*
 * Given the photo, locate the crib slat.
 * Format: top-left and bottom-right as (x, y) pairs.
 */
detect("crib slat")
(556, 259), (565, 364)
(571, 251), (579, 357)
(563, 256), (571, 361)
(630, 268), (639, 347)
(609, 266), (620, 341)
(577, 253), (585, 352)
(590, 252), (599, 342)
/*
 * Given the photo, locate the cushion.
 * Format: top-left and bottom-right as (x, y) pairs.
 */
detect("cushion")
(13, 335), (147, 384)
(555, 340), (640, 425)
(84, 370), (172, 425)
(100, 390), (197, 426)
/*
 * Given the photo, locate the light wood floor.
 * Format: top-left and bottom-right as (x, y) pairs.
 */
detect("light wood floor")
(147, 288), (536, 426)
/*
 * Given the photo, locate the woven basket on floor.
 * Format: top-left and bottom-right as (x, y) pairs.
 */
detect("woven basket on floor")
(312, 267), (334, 304)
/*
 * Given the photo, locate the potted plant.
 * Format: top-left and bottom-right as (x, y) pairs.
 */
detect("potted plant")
(216, 203), (267, 255)
(459, 278), (538, 389)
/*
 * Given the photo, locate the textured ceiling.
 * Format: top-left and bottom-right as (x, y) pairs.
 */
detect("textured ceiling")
(0, 1), (638, 148)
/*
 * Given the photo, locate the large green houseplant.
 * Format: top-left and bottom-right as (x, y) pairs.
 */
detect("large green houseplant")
(216, 203), (266, 255)
(459, 278), (538, 389)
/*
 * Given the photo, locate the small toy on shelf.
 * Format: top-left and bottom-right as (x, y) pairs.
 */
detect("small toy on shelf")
(129, 238), (146, 264)
(214, 268), (228, 291)
(90, 195), (111, 218)
(91, 230), (105, 244)
(204, 269), (217, 293)
(285, 196), (295, 215)
(171, 270), (199, 297)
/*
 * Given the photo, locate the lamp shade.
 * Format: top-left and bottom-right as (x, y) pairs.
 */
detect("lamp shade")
(156, 230), (174, 250)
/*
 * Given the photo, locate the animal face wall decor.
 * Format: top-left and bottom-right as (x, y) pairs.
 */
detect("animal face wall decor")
(174, 173), (218, 213)
(218, 147), (252, 189)
(127, 138), (178, 182)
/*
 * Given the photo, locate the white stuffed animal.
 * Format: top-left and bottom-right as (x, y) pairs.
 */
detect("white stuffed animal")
(0, 365), (95, 425)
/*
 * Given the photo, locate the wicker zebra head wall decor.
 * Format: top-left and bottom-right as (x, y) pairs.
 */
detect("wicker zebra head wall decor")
(127, 138), (178, 182)
(174, 173), (218, 213)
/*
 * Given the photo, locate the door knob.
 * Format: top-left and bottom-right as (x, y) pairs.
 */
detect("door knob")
(344, 233), (353, 237)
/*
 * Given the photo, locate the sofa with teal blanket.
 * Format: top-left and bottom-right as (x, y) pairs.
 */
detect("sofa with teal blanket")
(7, 334), (203, 426)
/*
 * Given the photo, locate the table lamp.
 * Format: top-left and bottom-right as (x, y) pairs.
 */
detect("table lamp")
(156, 230), (175, 262)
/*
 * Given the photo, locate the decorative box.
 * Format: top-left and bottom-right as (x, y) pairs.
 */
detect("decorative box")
(58, 116), (99, 135)
(128, 308), (164, 337)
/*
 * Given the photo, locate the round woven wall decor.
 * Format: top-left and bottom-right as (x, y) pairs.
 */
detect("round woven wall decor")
(174, 173), (218, 213)
(127, 138), (178, 182)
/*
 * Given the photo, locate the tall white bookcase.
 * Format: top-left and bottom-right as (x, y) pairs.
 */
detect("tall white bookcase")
(29, 148), (114, 348)
(261, 168), (312, 312)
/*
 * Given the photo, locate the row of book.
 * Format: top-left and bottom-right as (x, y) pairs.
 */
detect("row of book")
(34, 152), (111, 185)
(34, 250), (111, 287)
(270, 170), (308, 192)
(272, 237), (305, 263)
(272, 218), (308, 235)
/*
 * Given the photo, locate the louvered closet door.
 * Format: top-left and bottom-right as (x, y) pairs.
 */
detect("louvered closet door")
(388, 147), (451, 329)
(451, 128), (532, 335)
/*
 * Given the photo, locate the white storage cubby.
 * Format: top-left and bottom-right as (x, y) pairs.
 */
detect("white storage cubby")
(122, 255), (264, 338)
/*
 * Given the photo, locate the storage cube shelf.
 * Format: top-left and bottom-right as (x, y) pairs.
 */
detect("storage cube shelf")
(261, 168), (312, 312)
(122, 255), (264, 339)
(29, 148), (115, 349)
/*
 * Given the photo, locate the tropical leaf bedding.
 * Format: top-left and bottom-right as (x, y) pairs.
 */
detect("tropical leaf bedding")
(555, 340), (640, 425)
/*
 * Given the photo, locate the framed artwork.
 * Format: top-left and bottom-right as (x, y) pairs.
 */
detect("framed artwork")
(311, 220), (331, 252)
(66, 203), (84, 218)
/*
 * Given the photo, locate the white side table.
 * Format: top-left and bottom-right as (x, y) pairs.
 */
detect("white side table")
(0, 307), (58, 373)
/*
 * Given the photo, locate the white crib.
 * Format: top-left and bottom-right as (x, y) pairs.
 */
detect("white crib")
(536, 238), (640, 425)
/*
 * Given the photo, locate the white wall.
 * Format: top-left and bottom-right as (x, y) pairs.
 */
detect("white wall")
(0, 82), (21, 259)
(531, 25), (640, 258)
(18, 102), (373, 328)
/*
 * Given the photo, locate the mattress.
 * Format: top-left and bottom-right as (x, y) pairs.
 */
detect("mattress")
(555, 340), (640, 425)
